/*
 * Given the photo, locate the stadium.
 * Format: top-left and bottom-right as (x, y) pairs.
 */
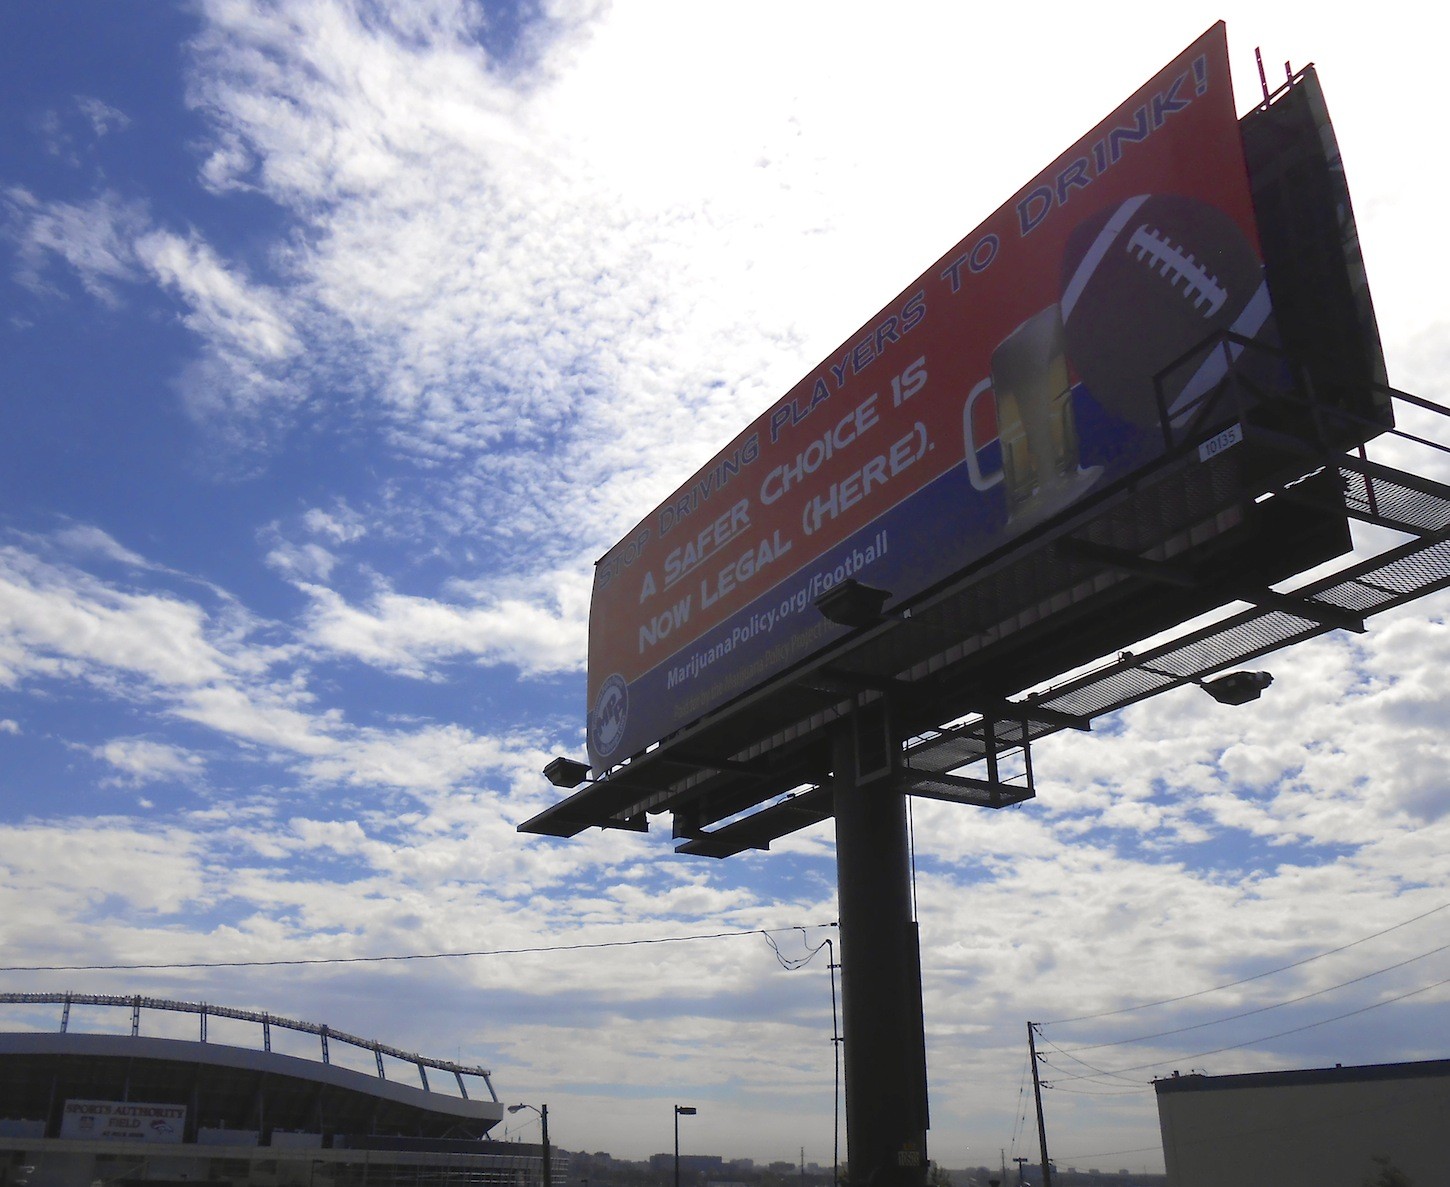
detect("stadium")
(0, 993), (557, 1186)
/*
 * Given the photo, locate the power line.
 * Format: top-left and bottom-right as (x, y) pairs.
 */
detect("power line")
(1055, 938), (1450, 1053)
(1035, 1032), (1147, 1089)
(1053, 1144), (1162, 1162)
(1045, 971), (1450, 1085)
(1038, 1083), (1149, 1097)
(1007, 1041), (1033, 1161)
(1149, 973), (1450, 1069)
(0, 922), (839, 973)
(761, 927), (833, 970)
(1041, 899), (1449, 1026)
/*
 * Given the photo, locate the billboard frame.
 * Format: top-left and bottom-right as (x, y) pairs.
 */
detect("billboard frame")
(526, 353), (1435, 846)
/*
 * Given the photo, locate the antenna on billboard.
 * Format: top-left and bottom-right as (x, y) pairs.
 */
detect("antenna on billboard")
(1255, 47), (1271, 105)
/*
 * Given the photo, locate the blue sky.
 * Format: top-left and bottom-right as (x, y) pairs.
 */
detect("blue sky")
(2, 0), (1448, 1174)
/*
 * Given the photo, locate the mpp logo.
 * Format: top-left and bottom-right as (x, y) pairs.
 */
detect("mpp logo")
(590, 674), (629, 758)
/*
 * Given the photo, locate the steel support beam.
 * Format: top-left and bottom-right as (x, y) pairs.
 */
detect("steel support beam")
(833, 724), (928, 1187)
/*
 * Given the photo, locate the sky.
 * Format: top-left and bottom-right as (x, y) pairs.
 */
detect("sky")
(1, 0), (1448, 1176)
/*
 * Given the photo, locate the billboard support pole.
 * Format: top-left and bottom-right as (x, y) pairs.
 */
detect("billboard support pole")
(833, 716), (929, 1187)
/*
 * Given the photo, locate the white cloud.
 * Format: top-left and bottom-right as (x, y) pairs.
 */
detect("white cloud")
(3, 189), (304, 431)
(299, 722), (523, 791)
(0, 544), (238, 690)
(264, 540), (340, 582)
(135, 228), (299, 361)
(0, 821), (208, 917)
(27, 96), (133, 171)
(303, 504), (367, 543)
(198, 129), (257, 194)
(0, 531), (570, 796)
(297, 577), (588, 676)
(261, 503), (374, 582)
(52, 524), (151, 568)
(92, 737), (207, 786)
(75, 96), (132, 139)
(4, 189), (147, 304)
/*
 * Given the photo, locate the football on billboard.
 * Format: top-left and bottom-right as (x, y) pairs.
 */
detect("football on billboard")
(1059, 193), (1274, 428)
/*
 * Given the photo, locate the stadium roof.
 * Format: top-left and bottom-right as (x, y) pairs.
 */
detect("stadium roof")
(0, 993), (505, 1140)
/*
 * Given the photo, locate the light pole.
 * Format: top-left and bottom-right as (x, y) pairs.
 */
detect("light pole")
(509, 1103), (551, 1187)
(674, 1105), (697, 1187)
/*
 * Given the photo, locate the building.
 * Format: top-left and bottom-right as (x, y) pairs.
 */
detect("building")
(1154, 1057), (1450, 1186)
(0, 992), (561, 1187)
(648, 1154), (724, 1177)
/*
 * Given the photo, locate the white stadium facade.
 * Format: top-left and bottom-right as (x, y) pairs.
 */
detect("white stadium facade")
(0, 993), (558, 1187)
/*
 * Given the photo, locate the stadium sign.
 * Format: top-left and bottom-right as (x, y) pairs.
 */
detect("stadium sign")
(587, 23), (1284, 772)
(61, 1100), (186, 1143)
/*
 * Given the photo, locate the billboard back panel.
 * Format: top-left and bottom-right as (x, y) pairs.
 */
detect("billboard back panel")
(1241, 65), (1391, 440)
(588, 23), (1278, 771)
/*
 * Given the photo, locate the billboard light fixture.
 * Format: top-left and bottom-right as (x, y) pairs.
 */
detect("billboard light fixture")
(543, 757), (592, 788)
(1138, 660), (1274, 706)
(814, 580), (892, 629)
(1200, 670), (1274, 705)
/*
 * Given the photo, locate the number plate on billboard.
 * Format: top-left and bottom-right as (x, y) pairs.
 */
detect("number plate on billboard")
(1198, 422), (1244, 461)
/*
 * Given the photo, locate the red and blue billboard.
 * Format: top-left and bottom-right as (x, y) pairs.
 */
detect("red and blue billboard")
(587, 23), (1275, 771)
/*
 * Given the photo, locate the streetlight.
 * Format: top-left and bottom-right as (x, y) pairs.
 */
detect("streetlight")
(674, 1105), (697, 1187)
(509, 1103), (551, 1187)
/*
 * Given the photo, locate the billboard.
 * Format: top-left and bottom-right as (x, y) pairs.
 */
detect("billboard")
(60, 1099), (187, 1143)
(587, 23), (1282, 772)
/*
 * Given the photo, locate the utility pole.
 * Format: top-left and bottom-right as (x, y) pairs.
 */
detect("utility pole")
(1026, 1024), (1053, 1187)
